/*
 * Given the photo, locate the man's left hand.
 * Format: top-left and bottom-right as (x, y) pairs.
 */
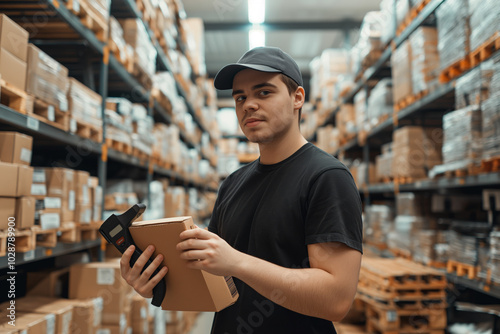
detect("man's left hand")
(177, 227), (242, 276)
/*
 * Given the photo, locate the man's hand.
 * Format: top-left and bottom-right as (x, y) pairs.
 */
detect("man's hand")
(120, 245), (168, 298)
(177, 228), (243, 276)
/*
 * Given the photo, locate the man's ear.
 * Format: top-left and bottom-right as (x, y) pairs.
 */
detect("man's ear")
(294, 86), (305, 111)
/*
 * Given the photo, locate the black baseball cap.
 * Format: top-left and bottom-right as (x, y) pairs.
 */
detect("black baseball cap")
(214, 46), (303, 90)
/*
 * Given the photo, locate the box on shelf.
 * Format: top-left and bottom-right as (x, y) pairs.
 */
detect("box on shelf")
(0, 312), (55, 333)
(0, 14), (29, 61)
(13, 296), (74, 334)
(392, 126), (443, 179)
(0, 197), (15, 230)
(435, 0), (470, 71)
(26, 267), (70, 298)
(0, 131), (33, 165)
(0, 161), (33, 197)
(129, 216), (239, 311)
(26, 43), (69, 112)
(0, 47), (27, 90)
(409, 26), (440, 95)
(68, 78), (103, 135)
(69, 261), (134, 326)
(15, 196), (36, 229)
(70, 297), (104, 334)
(468, 0), (500, 53)
(391, 40), (412, 104)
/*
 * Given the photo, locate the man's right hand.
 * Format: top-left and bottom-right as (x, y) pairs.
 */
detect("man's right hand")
(120, 245), (168, 299)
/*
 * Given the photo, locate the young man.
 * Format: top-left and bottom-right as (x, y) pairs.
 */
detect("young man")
(120, 47), (363, 333)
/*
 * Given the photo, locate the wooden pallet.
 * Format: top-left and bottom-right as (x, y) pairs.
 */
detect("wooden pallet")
(470, 32), (500, 67)
(396, 0), (431, 36)
(31, 226), (58, 248)
(394, 176), (422, 185)
(447, 260), (478, 280)
(364, 240), (388, 251)
(481, 155), (500, 173)
(28, 97), (70, 131)
(71, 118), (103, 142)
(152, 88), (173, 115)
(360, 258), (447, 290)
(394, 90), (428, 112)
(365, 303), (446, 333)
(390, 248), (413, 260)
(65, 0), (108, 42)
(381, 176), (395, 184)
(132, 147), (150, 161)
(443, 164), (482, 178)
(0, 79), (29, 114)
(57, 222), (80, 243)
(0, 231), (7, 257)
(439, 57), (471, 83)
(358, 285), (446, 310)
(132, 61), (153, 90)
(15, 229), (36, 253)
(105, 137), (132, 155)
(77, 222), (100, 241)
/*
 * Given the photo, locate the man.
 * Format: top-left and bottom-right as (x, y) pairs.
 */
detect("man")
(120, 47), (363, 333)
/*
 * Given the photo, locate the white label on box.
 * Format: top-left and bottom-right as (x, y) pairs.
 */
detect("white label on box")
(115, 196), (124, 205)
(20, 148), (32, 163)
(27, 117), (39, 131)
(62, 312), (72, 334)
(48, 105), (55, 121)
(31, 183), (47, 196)
(44, 197), (62, 209)
(94, 297), (103, 326)
(60, 98), (68, 112)
(73, 0), (80, 12)
(120, 314), (127, 331)
(96, 330), (110, 334)
(20, 331), (27, 334)
(45, 314), (55, 334)
(140, 306), (146, 319)
(82, 185), (89, 205)
(80, 208), (91, 224)
(69, 190), (75, 210)
(97, 268), (115, 285)
(40, 213), (60, 229)
(387, 310), (397, 322)
(24, 250), (35, 261)
(70, 119), (77, 133)
(33, 169), (46, 183)
(95, 186), (103, 204)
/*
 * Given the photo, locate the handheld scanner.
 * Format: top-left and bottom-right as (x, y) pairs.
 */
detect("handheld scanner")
(99, 204), (166, 307)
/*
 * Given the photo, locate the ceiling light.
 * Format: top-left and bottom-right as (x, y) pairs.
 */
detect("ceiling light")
(249, 27), (265, 49)
(248, 0), (265, 24)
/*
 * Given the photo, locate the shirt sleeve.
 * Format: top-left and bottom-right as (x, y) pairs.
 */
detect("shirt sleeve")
(304, 168), (363, 253)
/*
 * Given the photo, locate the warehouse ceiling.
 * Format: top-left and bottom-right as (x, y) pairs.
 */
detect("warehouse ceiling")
(183, 0), (381, 82)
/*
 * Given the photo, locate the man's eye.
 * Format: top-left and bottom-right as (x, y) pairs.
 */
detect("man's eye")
(235, 96), (245, 102)
(259, 90), (270, 96)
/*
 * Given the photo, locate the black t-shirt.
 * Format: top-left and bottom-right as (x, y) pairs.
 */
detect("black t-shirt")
(208, 143), (363, 334)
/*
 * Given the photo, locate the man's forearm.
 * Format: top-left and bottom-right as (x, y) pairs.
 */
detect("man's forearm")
(232, 252), (353, 322)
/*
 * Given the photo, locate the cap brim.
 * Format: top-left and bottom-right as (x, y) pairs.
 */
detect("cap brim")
(214, 63), (281, 90)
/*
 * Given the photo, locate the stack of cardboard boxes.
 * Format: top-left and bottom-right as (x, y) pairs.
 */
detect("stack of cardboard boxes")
(391, 40), (412, 105)
(0, 14), (29, 92)
(0, 132), (35, 231)
(26, 43), (70, 125)
(68, 78), (103, 142)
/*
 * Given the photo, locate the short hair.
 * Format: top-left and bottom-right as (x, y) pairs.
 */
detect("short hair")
(280, 74), (302, 126)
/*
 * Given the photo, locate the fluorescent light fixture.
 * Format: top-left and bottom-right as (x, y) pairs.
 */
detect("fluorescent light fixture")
(248, 0), (265, 24)
(249, 27), (265, 49)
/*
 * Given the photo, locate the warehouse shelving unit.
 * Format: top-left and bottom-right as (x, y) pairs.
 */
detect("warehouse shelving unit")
(309, 0), (500, 322)
(0, 0), (218, 271)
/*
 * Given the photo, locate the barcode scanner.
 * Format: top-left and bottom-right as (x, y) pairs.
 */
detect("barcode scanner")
(99, 204), (166, 307)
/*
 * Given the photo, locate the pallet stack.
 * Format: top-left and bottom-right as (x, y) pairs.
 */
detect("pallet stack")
(358, 257), (447, 334)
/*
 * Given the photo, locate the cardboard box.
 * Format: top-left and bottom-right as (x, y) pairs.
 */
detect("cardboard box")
(74, 170), (90, 205)
(129, 216), (239, 311)
(131, 294), (148, 334)
(97, 324), (129, 334)
(26, 44), (69, 111)
(0, 14), (29, 61)
(0, 162), (33, 197)
(46, 168), (75, 198)
(0, 197), (16, 230)
(26, 267), (70, 298)
(13, 297), (74, 334)
(75, 202), (91, 224)
(15, 196), (35, 229)
(70, 297), (103, 334)
(0, 131), (33, 165)
(0, 47), (27, 90)
(0, 312), (55, 334)
(69, 261), (134, 325)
